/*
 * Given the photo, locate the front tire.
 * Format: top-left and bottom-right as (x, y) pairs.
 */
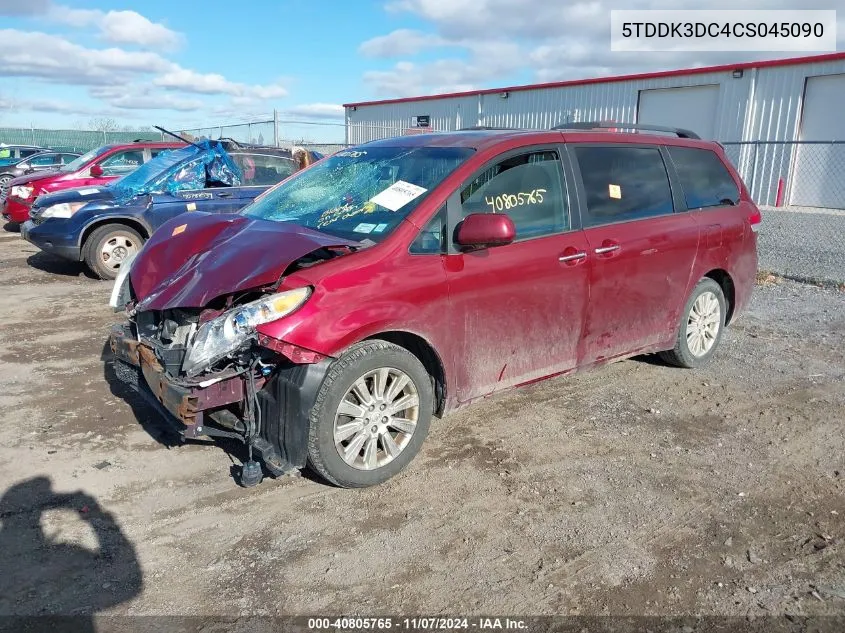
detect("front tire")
(660, 278), (726, 368)
(0, 175), (12, 202)
(82, 224), (144, 280)
(307, 340), (433, 488)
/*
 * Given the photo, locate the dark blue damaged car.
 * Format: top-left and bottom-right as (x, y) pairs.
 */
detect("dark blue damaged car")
(22, 140), (322, 279)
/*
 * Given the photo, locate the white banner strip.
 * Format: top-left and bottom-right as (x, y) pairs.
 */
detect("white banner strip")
(610, 10), (837, 52)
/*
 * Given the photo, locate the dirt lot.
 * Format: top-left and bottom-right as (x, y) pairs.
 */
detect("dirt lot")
(0, 226), (843, 621)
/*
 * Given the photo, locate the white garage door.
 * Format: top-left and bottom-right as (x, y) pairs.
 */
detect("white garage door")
(637, 85), (720, 140)
(788, 73), (845, 209)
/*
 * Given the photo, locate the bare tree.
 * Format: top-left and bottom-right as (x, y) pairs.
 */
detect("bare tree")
(88, 117), (120, 132)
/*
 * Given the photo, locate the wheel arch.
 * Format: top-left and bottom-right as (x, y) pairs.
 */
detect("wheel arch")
(79, 217), (151, 250)
(363, 330), (447, 418)
(703, 268), (735, 325)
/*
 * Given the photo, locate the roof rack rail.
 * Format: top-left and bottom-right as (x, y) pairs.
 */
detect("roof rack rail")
(552, 121), (701, 139)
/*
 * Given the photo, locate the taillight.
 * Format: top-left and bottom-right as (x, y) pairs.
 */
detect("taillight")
(748, 207), (762, 232)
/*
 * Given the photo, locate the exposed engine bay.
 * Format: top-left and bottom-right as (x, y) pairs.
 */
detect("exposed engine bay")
(110, 243), (355, 487)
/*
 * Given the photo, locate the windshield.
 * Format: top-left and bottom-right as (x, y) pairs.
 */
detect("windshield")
(60, 146), (111, 173)
(242, 146), (474, 241)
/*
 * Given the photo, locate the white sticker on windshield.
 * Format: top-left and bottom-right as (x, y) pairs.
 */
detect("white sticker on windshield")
(336, 150), (367, 158)
(370, 180), (427, 212)
(354, 223), (376, 233)
(78, 188), (99, 196)
(374, 223), (388, 233)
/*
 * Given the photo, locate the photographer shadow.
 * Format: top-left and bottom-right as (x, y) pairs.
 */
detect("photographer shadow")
(0, 476), (143, 631)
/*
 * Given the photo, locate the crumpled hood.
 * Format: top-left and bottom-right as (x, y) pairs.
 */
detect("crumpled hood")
(130, 212), (357, 311)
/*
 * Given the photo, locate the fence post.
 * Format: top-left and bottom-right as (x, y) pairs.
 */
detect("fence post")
(273, 109), (280, 147)
(749, 141), (759, 199)
(30, 124), (35, 146)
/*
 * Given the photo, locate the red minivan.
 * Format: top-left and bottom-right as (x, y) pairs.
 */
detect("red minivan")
(2, 141), (185, 224)
(108, 123), (760, 488)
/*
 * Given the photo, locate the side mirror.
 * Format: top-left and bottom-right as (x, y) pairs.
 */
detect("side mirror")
(89, 164), (104, 177)
(18, 162), (30, 171)
(455, 213), (516, 250)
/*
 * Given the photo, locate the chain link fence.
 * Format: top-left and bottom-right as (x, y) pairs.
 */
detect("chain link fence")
(721, 141), (845, 211)
(177, 117), (350, 156)
(0, 127), (164, 153)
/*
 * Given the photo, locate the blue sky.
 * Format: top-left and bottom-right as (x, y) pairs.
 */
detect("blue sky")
(1, 0), (842, 142)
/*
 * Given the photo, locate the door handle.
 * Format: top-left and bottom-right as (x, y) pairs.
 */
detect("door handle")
(594, 244), (620, 254)
(559, 251), (587, 263)
(217, 192), (233, 198)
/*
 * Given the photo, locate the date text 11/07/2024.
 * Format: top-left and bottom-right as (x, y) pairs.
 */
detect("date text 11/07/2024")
(307, 617), (529, 630)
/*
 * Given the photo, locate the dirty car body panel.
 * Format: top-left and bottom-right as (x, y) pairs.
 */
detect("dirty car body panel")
(107, 129), (759, 486)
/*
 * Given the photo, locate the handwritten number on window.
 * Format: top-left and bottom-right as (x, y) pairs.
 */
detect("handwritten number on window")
(484, 189), (546, 212)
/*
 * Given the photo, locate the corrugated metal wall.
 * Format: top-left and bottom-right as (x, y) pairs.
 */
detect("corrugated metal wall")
(346, 58), (845, 207)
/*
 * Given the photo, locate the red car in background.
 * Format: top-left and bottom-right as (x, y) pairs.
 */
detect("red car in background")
(1, 141), (185, 224)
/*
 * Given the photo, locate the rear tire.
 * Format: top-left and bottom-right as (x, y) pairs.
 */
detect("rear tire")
(660, 278), (726, 368)
(307, 340), (433, 488)
(82, 224), (144, 281)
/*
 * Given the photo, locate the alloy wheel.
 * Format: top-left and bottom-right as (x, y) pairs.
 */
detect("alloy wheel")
(333, 367), (420, 471)
(686, 291), (721, 357)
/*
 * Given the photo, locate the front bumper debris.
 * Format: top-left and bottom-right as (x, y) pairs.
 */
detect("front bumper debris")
(108, 323), (331, 481)
(108, 324), (243, 437)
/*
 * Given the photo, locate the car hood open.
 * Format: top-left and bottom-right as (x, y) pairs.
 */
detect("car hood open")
(130, 212), (358, 311)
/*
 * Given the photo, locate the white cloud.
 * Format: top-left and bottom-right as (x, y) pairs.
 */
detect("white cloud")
(284, 103), (345, 119)
(45, 5), (102, 27)
(97, 10), (183, 50)
(0, 30), (287, 99)
(359, 29), (447, 57)
(0, 27), (291, 123)
(2, 2), (183, 50)
(89, 85), (204, 112)
(365, 0), (845, 97)
(153, 67), (287, 99)
(0, 29), (171, 84)
(362, 39), (523, 97)
(0, 0), (52, 16)
(0, 95), (102, 116)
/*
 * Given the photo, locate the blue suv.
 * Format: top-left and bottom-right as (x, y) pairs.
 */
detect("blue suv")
(22, 140), (320, 279)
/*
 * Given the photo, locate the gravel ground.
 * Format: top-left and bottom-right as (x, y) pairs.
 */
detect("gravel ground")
(0, 227), (843, 624)
(758, 207), (845, 286)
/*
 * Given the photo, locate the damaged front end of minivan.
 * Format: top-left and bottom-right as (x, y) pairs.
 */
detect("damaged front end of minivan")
(108, 211), (359, 487)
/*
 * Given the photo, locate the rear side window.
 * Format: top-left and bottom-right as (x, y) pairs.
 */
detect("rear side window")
(28, 154), (59, 167)
(574, 146), (674, 226)
(232, 153), (297, 186)
(99, 149), (144, 176)
(668, 147), (740, 209)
